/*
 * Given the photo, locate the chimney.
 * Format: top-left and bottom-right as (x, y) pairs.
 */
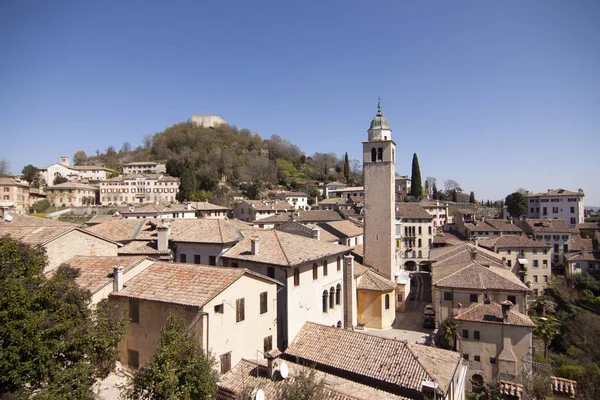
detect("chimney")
(501, 300), (513, 322)
(251, 237), (260, 255)
(157, 225), (169, 252)
(311, 227), (320, 240)
(113, 265), (124, 292)
(343, 254), (355, 329)
(470, 247), (477, 261)
(186, 203), (191, 210)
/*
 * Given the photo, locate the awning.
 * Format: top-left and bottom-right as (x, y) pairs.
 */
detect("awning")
(517, 258), (528, 265)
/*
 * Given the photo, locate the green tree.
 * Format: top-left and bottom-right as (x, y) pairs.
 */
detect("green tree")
(440, 317), (459, 350)
(410, 153), (423, 198)
(505, 192), (528, 218)
(73, 150), (88, 166)
(122, 313), (218, 400)
(343, 152), (350, 183)
(53, 175), (69, 185)
(432, 183), (439, 200)
(469, 191), (476, 204)
(533, 316), (560, 358)
(177, 162), (197, 202)
(21, 164), (42, 187)
(0, 237), (127, 398)
(278, 366), (327, 400)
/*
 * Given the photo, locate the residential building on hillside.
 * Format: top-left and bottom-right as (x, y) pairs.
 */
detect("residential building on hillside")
(565, 232), (600, 277)
(45, 181), (98, 207)
(121, 161), (166, 175)
(526, 188), (585, 227)
(0, 214), (119, 272)
(99, 174), (179, 205)
(232, 199), (291, 222)
(121, 201), (229, 219)
(277, 191), (308, 210)
(430, 244), (530, 325)
(395, 202), (435, 272)
(316, 220), (363, 247)
(0, 177), (32, 211)
(454, 301), (534, 391)
(420, 200), (449, 227)
(221, 229), (352, 350)
(517, 218), (576, 275)
(454, 212), (523, 240)
(395, 175), (411, 195)
(109, 262), (279, 374)
(252, 209), (343, 229)
(479, 235), (552, 296)
(329, 186), (365, 199)
(284, 322), (467, 400)
(322, 181), (347, 198)
(38, 156), (114, 184)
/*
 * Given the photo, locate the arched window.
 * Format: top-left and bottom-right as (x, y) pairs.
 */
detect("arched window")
(293, 268), (300, 287)
(337, 320), (342, 328)
(428, 226), (432, 234)
(385, 294), (390, 309)
(418, 250), (422, 258)
(323, 260), (328, 276)
(377, 147), (383, 161)
(313, 263), (318, 280)
(336, 284), (342, 305)
(418, 226), (422, 235)
(337, 256), (341, 271)
(418, 239), (422, 248)
(329, 287), (335, 309)
(371, 148), (376, 162)
(322, 291), (328, 313)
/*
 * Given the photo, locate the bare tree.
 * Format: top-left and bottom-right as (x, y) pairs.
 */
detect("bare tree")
(0, 158), (10, 175)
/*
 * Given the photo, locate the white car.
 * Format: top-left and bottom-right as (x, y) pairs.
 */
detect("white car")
(424, 304), (435, 316)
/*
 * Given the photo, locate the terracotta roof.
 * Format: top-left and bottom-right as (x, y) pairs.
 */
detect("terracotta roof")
(189, 201), (229, 211)
(566, 250), (600, 262)
(430, 243), (503, 268)
(218, 358), (410, 400)
(167, 219), (243, 244)
(356, 268), (396, 292)
(0, 177), (29, 187)
(319, 197), (347, 205)
(483, 219), (523, 233)
(478, 235), (551, 249)
(123, 161), (162, 166)
(0, 213), (76, 227)
(352, 244), (364, 257)
(518, 218), (573, 234)
(239, 199), (291, 212)
(72, 165), (114, 171)
(577, 222), (600, 230)
(117, 240), (171, 256)
(85, 219), (150, 242)
(454, 302), (534, 327)
(570, 236), (593, 252)
(46, 182), (98, 191)
(104, 174), (179, 182)
(110, 262), (278, 307)
(285, 323), (461, 396)
(222, 230), (351, 267)
(0, 225), (86, 246)
(317, 220), (363, 239)
(279, 191), (307, 197)
(326, 181), (346, 187)
(123, 203), (192, 214)
(63, 255), (147, 294)
(526, 188), (583, 197)
(395, 203), (433, 219)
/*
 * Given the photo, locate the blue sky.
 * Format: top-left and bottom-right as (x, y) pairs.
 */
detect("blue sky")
(1, 1), (599, 205)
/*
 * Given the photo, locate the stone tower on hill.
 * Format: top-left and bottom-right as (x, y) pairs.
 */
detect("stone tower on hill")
(362, 102), (397, 280)
(191, 114), (227, 127)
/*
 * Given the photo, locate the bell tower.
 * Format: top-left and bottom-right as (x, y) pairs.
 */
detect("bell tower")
(362, 102), (396, 280)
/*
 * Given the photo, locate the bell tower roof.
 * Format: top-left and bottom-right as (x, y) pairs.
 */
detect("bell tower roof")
(368, 101), (391, 131)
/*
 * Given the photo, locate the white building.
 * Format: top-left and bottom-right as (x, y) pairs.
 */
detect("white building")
(38, 156), (114, 184)
(395, 202), (435, 272)
(45, 181), (99, 207)
(122, 162), (167, 175)
(232, 199), (291, 222)
(277, 191), (308, 210)
(99, 174), (179, 205)
(526, 189), (585, 227)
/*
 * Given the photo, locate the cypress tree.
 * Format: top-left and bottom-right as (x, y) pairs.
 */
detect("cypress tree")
(432, 183), (438, 200)
(343, 152), (350, 183)
(469, 191), (476, 204)
(410, 153), (423, 199)
(176, 162), (197, 202)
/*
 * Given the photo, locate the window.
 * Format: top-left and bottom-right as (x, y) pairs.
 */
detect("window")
(552, 207), (559, 214)
(463, 354), (469, 360)
(418, 239), (422, 248)
(371, 148), (376, 162)
(329, 287), (335, 309)
(337, 256), (341, 271)
(507, 260), (512, 268)
(570, 217), (576, 225)
(313, 263), (318, 280)
(214, 304), (224, 314)
(293, 268), (300, 286)
(232, 262), (239, 268)
(428, 226), (432, 234)
(398, 294), (403, 303)
(570, 207), (575, 213)
(444, 292), (453, 301)
(474, 355), (481, 362)
(220, 352), (232, 374)
(336, 284), (342, 305)
(263, 335), (273, 353)
(129, 299), (139, 323)
(543, 275), (548, 283)
(209, 256), (216, 266)
(490, 357), (497, 364)
(3, 187), (8, 192)
(533, 289), (538, 296)
(474, 331), (480, 340)
(418, 226), (422, 235)
(323, 260), (328, 276)
(533, 260), (539, 268)
(377, 147), (383, 161)
(462, 329), (469, 339)
(260, 292), (268, 314)
(194, 255), (201, 264)
(180, 253), (187, 263)
(563, 244), (568, 252)
(127, 349), (139, 369)
(543, 207), (547, 216)
(533, 275), (538, 283)
(267, 267), (275, 278)
(3, 195), (8, 200)
(385, 294), (390, 309)
(543, 260), (548, 267)
(470, 294), (478, 303)
(554, 244), (559, 253)
(236, 298), (245, 322)
(508, 295), (516, 304)
(322, 290), (328, 313)
(507, 250), (511, 255)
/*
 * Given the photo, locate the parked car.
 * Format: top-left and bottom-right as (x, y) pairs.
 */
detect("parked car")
(423, 304), (435, 316)
(423, 316), (435, 329)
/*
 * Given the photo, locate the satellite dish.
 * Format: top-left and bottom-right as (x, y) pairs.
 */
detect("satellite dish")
(280, 362), (289, 379)
(254, 389), (265, 400)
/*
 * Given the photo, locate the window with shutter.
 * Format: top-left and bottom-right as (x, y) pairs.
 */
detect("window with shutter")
(263, 335), (273, 353)
(260, 292), (268, 314)
(236, 298), (245, 322)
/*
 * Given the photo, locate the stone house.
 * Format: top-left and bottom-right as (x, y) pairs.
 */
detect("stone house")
(277, 191), (308, 210)
(232, 199), (291, 222)
(121, 161), (166, 175)
(45, 181), (98, 207)
(395, 202), (435, 272)
(109, 262), (280, 374)
(0, 177), (32, 211)
(526, 188), (585, 227)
